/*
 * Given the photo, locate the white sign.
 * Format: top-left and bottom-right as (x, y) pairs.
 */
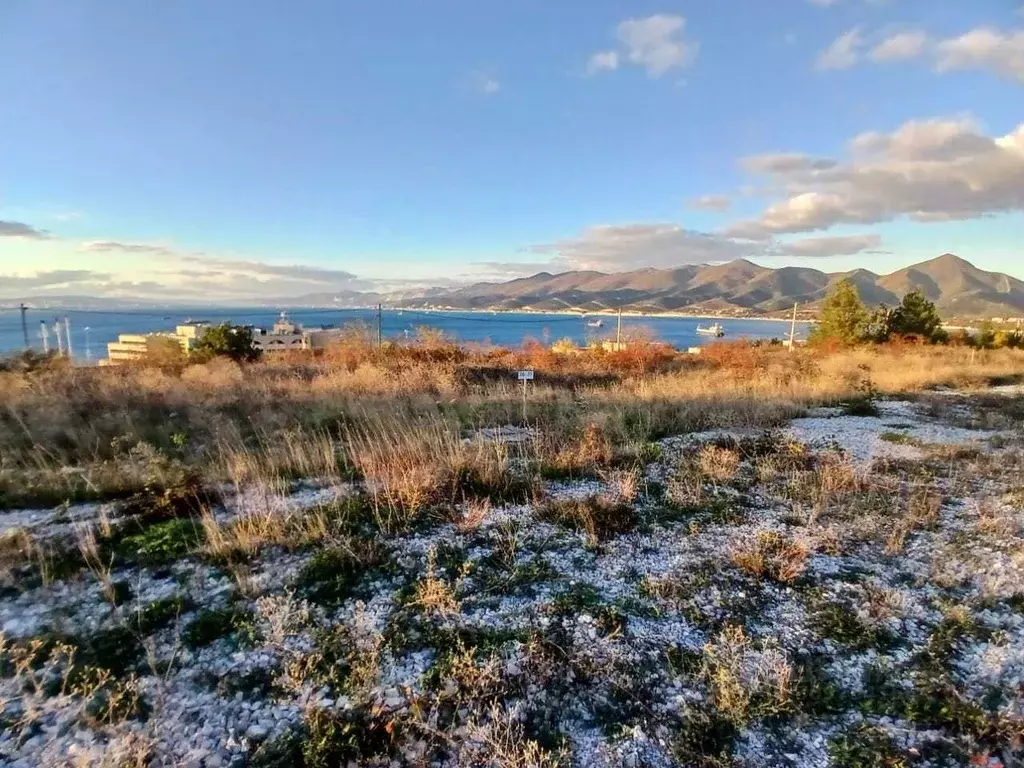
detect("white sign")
(517, 370), (534, 381)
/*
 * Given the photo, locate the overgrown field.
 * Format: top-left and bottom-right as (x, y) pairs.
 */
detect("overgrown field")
(1, 342), (1023, 766)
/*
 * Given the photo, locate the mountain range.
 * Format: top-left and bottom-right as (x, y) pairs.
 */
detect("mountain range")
(8, 255), (1024, 319)
(295, 254), (1024, 319)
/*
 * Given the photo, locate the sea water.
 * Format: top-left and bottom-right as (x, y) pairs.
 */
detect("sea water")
(0, 306), (807, 360)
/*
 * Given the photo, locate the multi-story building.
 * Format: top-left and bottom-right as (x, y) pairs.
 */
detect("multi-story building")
(104, 314), (343, 364)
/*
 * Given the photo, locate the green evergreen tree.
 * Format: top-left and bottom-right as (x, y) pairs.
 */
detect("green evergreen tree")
(974, 320), (997, 350)
(192, 323), (261, 362)
(890, 290), (945, 342)
(809, 279), (868, 345)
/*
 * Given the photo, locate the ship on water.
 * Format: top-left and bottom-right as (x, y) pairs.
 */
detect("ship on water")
(696, 322), (725, 338)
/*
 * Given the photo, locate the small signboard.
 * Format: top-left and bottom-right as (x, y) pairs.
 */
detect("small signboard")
(517, 369), (534, 381)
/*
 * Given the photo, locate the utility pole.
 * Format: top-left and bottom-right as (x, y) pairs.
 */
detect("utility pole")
(64, 316), (74, 359)
(377, 304), (383, 348)
(19, 303), (29, 349)
(54, 318), (65, 356)
(616, 308), (622, 349)
(789, 302), (798, 352)
(40, 321), (50, 353)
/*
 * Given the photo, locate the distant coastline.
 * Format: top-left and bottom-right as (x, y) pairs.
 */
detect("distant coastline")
(381, 306), (816, 324)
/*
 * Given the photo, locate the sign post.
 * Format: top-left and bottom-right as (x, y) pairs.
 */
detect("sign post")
(517, 369), (534, 423)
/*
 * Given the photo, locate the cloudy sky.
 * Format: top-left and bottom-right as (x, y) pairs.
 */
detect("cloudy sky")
(1, 0), (1022, 301)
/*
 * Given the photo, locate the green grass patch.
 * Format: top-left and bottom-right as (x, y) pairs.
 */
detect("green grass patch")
(134, 595), (194, 634)
(809, 601), (897, 652)
(183, 606), (253, 648)
(879, 431), (923, 447)
(116, 517), (205, 565)
(296, 540), (388, 606)
(828, 723), (909, 768)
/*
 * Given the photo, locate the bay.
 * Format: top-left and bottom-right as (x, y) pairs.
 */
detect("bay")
(0, 307), (808, 361)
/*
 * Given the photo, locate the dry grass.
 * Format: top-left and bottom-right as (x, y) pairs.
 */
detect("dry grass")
(344, 415), (525, 531)
(457, 704), (568, 767)
(699, 445), (741, 483)
(411, 548), (463, 618)
(0, 634), (145, 741)
(701, 625), (794, 726)
(884, 484), (945, 555)
(535, 495), (638, 544)
(599, 467), (642, 504)
(455, 498), (492, 533)
(731, 530), (811, 584)
(0, 343), (1021, 509)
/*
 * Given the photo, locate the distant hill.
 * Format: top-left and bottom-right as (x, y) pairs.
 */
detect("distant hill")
(379, 254), (1024, 319)
(11, 255), (1023, 320)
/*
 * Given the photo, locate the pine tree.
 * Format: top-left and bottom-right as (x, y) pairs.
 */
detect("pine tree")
(890, 290), (945, 342)
(809, 279), (868, 345)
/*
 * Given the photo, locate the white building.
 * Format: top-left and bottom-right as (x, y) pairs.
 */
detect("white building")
(104, 314), (345, 364)
(252, 312), (343, 353)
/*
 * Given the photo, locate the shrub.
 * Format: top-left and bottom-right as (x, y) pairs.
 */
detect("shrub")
(117, 518), (205, 565)
(191, 323), (261, 363)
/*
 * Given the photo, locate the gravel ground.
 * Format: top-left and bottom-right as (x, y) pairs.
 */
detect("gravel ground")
(1, 393), (1022, 767)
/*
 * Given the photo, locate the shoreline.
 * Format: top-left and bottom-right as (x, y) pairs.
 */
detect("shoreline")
(382, 307), (815, 324)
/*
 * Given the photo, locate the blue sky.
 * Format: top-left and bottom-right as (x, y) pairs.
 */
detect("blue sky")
(1, 0), (1022, 301)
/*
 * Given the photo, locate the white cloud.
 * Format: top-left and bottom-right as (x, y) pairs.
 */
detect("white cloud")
(0, 270), (112, 296)
(816, 28), (864, 69)
(741, 153), (838, 174)
(775, 234), (885, 257)
(80, 240), (179, 257)
(589, 15), (698, 78)
(509, 223), (885, 274)
(819, 25), (1024, 83)
(527, 224), (748, 270)
(689, 194), (732, 212)
(466, 69), (502, 95)
(935, 28), (1024, 83)
(849, 116), (991, 159)
(586, 50), (620, 74)
(0, 220), (51, 239)
(724, 117), (1024, 239)
(178, 255), (361, 286)
(67, 239), (372, 300)
(870, 31), (929, 62)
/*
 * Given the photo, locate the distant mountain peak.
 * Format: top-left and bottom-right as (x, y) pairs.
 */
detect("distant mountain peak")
(927, 253), (972, 268)
(20, 255), (1023, 320)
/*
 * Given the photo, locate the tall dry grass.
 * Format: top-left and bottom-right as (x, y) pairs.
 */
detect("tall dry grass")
(1, 342), (1021, 507)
